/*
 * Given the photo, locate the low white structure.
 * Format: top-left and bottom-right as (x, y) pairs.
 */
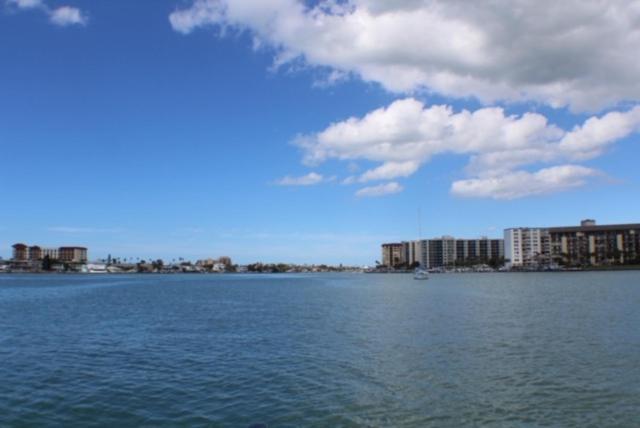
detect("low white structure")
(212, 263), (226, 272)
(85, 263), (108, 273)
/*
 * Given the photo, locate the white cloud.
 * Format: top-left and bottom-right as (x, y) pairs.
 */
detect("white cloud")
(7, 0), (44, 9)
(6, 0), (88, 27)
(451, 165), (600, 200)
(355, 182), (403, 198)
(344, 161), (419, 184)
(49, 6), (87, 26)
(275, 172), (325, 186)
(559, 108), (640, 160)
(296, 98), (640, 198)
(169, 0), (225, 34)
(169, 0), (640, 111)
(358, 161), (420, 182)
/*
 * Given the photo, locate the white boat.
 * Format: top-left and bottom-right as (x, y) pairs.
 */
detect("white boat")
(414, 268), (429, 280)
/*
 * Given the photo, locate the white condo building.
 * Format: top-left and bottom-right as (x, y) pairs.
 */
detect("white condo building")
(400, 237), (503, 269)
(504, 228), (550, 268)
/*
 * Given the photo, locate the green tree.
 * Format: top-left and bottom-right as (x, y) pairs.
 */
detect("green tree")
(42, 255), (52, 271)
(152, 259), (164, 271)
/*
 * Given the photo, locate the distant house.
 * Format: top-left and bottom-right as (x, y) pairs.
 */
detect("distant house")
(212, 263), (226, 272)
(196, 257), (233, 272)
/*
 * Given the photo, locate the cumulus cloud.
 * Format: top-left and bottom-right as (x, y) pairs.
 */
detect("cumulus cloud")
(168, 1), (640, 198)
(169, 0), (640, 111)
(6, 0), (87, 26)
(49, 6), (87, 26)
(559, 109), (640, 160)
(275, 172), (325, 186)
(355, 182), (403, 198)
(296, 98), (640, 198)
(451, 165), (600, 200)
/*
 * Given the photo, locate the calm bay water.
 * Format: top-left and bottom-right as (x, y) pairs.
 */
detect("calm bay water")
(0, 272), (639, 427)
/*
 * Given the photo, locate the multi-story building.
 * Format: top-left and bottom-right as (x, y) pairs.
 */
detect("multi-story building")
(41, 248), (60, 260)
(382, 237), (504, 269)
(455, 238), (504, 264)
(59, 247), (88, 263)
(381, 243), (405, 267)
(504, 228), (550, 268)
(406, 240), (428, 268)
(25, 246), (59, 261)
(12, 243), (29, 261)
(12, 243), (87, 263)
(548, 220), (640, 266)
(28, 246), (42, 260)
(505, 220), (640, 268)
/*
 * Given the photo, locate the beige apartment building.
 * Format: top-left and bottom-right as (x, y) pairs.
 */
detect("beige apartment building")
(59, 247), (88, 263)
(505, 220), (640, 268)
(381, 243), (404, 267)
(549, 220), (640, 266)
(12, 243), (87, 263)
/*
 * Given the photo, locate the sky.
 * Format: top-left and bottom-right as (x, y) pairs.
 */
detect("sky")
(1, 0), (640, 265)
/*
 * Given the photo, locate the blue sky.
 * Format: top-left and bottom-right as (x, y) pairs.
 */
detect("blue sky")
(2, 0), (640, 264)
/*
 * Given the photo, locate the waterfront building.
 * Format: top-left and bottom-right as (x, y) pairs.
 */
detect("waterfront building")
(196, 258), (217, 267)
(212, 263), (227, 273)
(29, 246), (42, 261)
(406, 240), (427, 268)
(218, 256), (232, 266)
(382, 237), (504, 269)
(456, 238), (505, 265)
(59, 247), (88, 263)
(548, 220), (640, 266)
(12, 244), (67, 262)
(381, 243), (405, 267)
(12, 243), (28, 261)
(505, 220), (640, 268)
(504, 228), (550, 268)
(41, 248), (60, 260)
(196, 257), (234, 270)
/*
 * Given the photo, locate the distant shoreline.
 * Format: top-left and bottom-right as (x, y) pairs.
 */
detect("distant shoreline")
(2, 266), (640, 275)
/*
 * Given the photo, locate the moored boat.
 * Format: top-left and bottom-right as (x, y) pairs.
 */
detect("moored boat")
(414, 268), (429, 280)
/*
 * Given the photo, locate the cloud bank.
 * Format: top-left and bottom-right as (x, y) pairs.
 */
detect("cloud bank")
(169, 1), (640, 198)
(170, 0), (640, 111)
(296, 98), (640, 199)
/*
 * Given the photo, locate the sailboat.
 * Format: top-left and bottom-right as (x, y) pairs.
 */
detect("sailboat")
(413, 207), (429, 280)
(414, 268), (429, 280)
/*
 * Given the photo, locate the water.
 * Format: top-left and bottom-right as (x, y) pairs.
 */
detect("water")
(1, 272), (639, 427)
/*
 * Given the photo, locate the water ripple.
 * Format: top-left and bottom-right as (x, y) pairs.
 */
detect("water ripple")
(1, 272), (639, 426)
